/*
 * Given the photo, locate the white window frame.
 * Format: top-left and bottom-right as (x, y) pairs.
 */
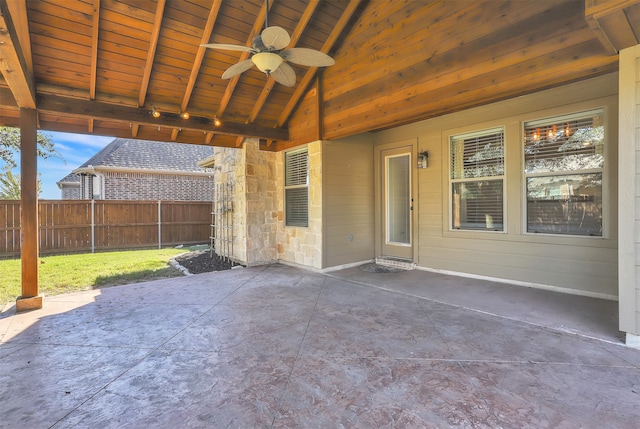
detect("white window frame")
(522, 109), (605, 238)
(284, 147), (309, 228)
(448, 127), (506, 232)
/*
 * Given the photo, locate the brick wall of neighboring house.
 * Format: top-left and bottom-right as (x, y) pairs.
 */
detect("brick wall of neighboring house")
(102, 171), (214, 201)
(60, 185), (81, 200)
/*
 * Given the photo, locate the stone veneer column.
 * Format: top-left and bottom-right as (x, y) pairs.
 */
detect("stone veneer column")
(212, 140), (322, 269)
(211, 139), (279, 266)
(244, 140), (279, 265)
(211, 145), (246, 264)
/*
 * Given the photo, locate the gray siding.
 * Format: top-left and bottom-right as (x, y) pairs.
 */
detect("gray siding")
(619, 46), (640, 334)
(323, 138), (375, 268)
(371, 73), (619, 298)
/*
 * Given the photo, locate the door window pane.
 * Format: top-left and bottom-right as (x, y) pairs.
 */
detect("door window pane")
(386, 155), (410, 244)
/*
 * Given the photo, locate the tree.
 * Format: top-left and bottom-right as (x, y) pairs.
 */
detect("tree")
(0, 126), (60, 169)
(0, 168), (21, 199)
(0, 167), (42, 199)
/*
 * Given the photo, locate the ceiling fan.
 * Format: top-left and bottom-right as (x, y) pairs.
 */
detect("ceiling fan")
(200, 2), (335, 87)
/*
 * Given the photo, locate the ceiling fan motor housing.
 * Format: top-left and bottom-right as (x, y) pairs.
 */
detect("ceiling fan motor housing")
(252, 35), (267, 51)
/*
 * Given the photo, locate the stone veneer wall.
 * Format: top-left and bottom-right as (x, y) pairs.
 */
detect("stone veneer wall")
(245, 141), (279, 265)
(209, 145), (247, 264)
(276, 141), (323, 269)
(212, 139), (322, 269)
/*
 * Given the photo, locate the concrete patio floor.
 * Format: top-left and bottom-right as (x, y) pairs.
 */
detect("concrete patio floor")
(1, 263), (639, 428)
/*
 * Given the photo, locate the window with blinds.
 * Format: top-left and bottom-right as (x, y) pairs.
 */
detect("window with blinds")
(523, 110), (604, 236)
(450, 128), (505, 231)
(285, 148), (309, 227)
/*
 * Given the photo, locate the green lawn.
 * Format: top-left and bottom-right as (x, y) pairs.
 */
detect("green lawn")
(0, 248), (189, 308)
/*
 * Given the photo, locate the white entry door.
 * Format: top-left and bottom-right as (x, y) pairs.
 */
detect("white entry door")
(381, 146), (413, 260)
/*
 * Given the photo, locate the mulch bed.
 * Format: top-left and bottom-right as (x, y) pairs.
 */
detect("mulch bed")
(173, 250), (234, 274)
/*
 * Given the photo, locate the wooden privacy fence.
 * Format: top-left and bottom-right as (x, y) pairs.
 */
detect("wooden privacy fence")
(0, 200), (211, 257)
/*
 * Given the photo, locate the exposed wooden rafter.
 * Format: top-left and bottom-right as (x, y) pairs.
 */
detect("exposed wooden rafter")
(268, 0), (362, 150)
(138, 0), (166, 108)
(0, 0), (35, 109)
(89, 0), (100, 100)
(5, 0), (32, 77)
(234, 0), (321, 147)
(585, 0), (640, 54)
(182, 0), (223, 114)
(215, 0), (273, 118)
(36, 94), (289, 142)
(88, 0), (100, 133)
(277, 0), (362, 130)
(0, 0), (627, 150)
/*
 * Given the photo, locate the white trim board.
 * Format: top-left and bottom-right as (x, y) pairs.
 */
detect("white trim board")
(415, 265), (618, 301)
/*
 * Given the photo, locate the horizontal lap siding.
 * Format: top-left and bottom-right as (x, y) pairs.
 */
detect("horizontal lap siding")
(323, 138), (374, 268)
(373, 74), (619, 297)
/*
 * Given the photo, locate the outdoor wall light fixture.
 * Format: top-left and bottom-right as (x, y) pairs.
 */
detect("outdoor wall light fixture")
(418, 151), (429, 169)
(152, 106), (161, 118)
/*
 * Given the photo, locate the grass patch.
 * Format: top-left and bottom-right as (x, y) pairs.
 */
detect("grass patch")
(0, 248), (189, 308)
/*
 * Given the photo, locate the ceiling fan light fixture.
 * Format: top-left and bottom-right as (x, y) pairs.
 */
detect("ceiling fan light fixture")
(252, 52), (283, 73)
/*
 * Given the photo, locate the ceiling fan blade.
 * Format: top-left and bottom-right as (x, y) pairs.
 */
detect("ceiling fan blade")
(281, 48), (335, 67)
(200, 43), (253, 53)
(261, 26), (290, 50)
(221, 59), (255, 79)
(270, 62), (296, 87)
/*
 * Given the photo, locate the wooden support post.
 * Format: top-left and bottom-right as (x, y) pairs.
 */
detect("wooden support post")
(17, 108), (42, 311)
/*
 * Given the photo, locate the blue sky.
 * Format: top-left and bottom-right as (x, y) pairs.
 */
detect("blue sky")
(2, 131), (115, 199)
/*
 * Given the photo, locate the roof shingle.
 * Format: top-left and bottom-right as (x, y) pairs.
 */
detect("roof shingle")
(74, 138), (214, 173)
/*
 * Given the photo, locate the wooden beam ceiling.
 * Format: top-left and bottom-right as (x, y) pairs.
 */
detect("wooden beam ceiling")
(0, 1), (631, 150)
(585, 0), (640, 53)
(36, 93), (288, 141)
(234, 0), (322, 147)
(0, 0), (35, 109)
(270, 0), (363, 151)
(215, 0), (272, 120)
(318, 0), (620, 141)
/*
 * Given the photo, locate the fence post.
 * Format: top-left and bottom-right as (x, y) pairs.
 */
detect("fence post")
(158, 200), (162, 249)
(91, 199), (95, 253)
